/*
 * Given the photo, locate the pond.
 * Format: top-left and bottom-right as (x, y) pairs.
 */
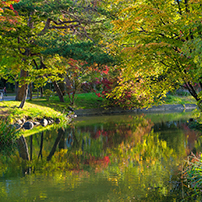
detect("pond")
(0, 111), (202, 201)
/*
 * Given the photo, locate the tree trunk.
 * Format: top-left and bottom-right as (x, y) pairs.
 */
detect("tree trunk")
(15, 82), (18, 94)
(37, 88), (39, 98)
(59, 81), (65, 95)
(29, 82), (33, 100)
(15, 70), (28, 101)
(40, 87), (43, 97)
(18, 84), (28, 109)
(53, 81), (64, 102)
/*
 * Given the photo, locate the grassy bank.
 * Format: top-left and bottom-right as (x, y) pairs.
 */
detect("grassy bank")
(0, 100), (69, 137)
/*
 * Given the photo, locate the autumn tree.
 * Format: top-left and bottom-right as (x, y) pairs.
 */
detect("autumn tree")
(0, 0), (114, 108)
(108, 0), (202, 108)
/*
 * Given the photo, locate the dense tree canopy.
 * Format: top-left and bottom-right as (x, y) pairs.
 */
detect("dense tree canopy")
(1, 0), (202, 109)
(108, 0), (202, 108)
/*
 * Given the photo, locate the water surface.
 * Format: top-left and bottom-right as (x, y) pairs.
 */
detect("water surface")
(0, 111), (201, 201)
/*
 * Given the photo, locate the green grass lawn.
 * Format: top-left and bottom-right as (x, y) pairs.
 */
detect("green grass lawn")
(28, 92), (104, 112)
(26, 93), (197, 115)
(162, 94), (196, 105)
(0, 100), (69, 137)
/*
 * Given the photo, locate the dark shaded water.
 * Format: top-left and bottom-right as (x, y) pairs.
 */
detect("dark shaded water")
(0, 111), (201, 201)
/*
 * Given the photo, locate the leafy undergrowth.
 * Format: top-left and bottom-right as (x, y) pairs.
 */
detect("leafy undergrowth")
(180, 153), (202, 201)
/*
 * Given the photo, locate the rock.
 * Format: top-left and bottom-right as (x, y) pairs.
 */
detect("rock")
(55, 118), (60, 124)
(33, 122), (40, 126)
(36, 118), (41, 122)
(21, 118), (26, 124)
(25, 116), (32, 120)
(23, 122), (34, 130)
(69, 114), (77, 119)
(40, 119), (48, 127)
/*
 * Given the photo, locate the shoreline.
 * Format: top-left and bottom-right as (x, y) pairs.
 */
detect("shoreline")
(75, 104), (197, 116)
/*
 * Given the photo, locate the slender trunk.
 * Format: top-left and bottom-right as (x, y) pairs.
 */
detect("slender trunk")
(53, 81), (64, 102)
(59, 81), (65, 95)
(15, 70), (28, 101)
(37, 88), (39, 98)
(18, 84), (28, 109)
(29, 82), (33, 100)
(71, 91), (75, 106)
(185, 82), (199, 101)
(40, 87), (43, 97)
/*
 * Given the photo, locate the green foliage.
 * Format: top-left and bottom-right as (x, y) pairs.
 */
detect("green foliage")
(13, 0), (73, 15)
(41, 40), (115, 66)
(0, 120), (19, 154)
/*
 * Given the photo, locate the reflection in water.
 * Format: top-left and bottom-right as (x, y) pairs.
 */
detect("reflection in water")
(0, 112), (201, 201)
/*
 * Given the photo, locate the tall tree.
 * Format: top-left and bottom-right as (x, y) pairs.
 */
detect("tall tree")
(109, 0), (202, 108)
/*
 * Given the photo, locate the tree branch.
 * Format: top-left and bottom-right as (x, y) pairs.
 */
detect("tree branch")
(176, 0), (182, 15)
(32, 59), (39, 70)
(38, 18), (80, 36)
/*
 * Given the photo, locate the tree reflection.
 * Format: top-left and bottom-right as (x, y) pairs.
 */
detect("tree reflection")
(0, 113), (200, 201)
